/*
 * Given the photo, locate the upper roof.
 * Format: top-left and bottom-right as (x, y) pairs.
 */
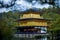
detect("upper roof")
(21, 8), (44, 14)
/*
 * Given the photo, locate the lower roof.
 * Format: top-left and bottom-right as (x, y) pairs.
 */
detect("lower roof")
(15, 18), (49, 22)
(15, 26), (48, 29)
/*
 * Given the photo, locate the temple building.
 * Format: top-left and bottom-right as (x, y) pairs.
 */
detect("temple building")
(14, 9), (49, 40)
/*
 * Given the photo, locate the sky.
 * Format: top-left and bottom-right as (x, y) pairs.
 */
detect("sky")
(0, 0), (52, 13)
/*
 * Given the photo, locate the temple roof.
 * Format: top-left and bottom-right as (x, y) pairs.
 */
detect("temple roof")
(16, 26), (48, 28)
(21, 8), (44, 14)
(15, 18), (49, 22)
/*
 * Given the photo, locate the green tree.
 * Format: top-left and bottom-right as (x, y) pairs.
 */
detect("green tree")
(42, 8), (60, 40)
(0, 11), (19, 40)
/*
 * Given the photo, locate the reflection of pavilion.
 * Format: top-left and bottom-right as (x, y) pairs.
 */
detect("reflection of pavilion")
(14, 9), (49, 40)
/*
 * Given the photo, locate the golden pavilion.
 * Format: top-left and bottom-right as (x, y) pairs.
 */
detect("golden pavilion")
(15, 9), (49, 40)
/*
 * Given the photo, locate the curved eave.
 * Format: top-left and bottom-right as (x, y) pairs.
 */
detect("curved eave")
(21, 11), (43, 14)
(15, 26), (48, 29)
(15, 18), (49, 22)
(21, 9), (44, 14)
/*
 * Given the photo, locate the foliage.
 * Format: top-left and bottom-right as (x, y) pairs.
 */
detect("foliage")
(42, 8), (60, 31)
(0, 11), (19, 40)
(42, 8), (60, 40)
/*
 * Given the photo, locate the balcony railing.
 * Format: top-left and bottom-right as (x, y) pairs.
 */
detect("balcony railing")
(15, 32), (47, 34)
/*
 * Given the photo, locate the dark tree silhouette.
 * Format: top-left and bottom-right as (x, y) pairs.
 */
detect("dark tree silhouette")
(40, 0), (55, 5)
(25, 0), (33, 3)
(0, 0), (16, 8)
(25, 0), (56, 7)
